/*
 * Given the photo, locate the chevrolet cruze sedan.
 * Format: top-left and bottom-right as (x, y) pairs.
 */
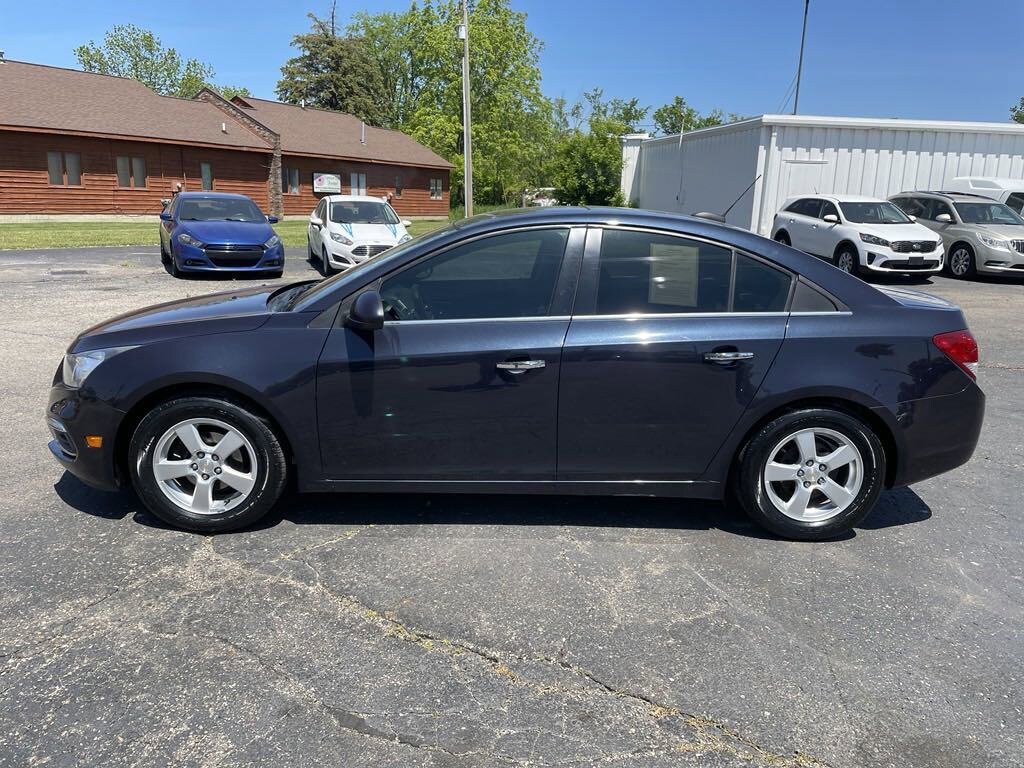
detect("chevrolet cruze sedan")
(49, 208), (984, 540)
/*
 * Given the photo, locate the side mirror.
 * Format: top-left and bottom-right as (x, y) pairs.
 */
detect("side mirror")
(823, 213), (839, 224)
(159, 212), (173, 222)
(935, 213), (953, 224)
(908, 215), (917, 222)
(309, 216), (323, 227)
(401, 219), (412, 227)
(346, 290), (384, 331)
(266, 215), (279, 224)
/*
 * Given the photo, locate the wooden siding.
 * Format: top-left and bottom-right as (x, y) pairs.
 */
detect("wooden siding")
(0, 130), (271, 214)
(279, 154), (449, 217)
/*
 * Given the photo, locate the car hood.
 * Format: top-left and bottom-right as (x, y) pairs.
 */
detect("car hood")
(180, 219), (274, 245)
(970, 224), (1024, 239)
(71, 284), (281, 352)
(327, 221), (407, 242)
(857, 222), (940, 242)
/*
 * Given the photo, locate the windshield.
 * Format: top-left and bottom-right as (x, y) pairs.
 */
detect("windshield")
(330, 200), (399, 225)
(838, 201), (911, 224)
(954, 202), (1024, 226)
(178, 197), (266, 222)
(288, 224), (456, 311)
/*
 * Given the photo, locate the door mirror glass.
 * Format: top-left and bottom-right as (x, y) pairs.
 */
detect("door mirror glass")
(266, 215), (279, 224)
(935, 213), (953, 224)
(822, 213), (839, 224)
(347, 290), (385, 331)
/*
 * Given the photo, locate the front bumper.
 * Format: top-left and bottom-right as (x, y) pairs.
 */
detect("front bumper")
(976, 241), (1024, 273)
(47, 382), (126, 491)
(324, 239), (397, 268)
(173, 241), (285, 273)
(861, 242), (944, 273)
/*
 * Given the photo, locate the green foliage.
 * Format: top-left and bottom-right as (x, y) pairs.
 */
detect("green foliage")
(652, 96), (743, 136)
(74, 24), (247, 99)
(1012, 97), (1024, 124)
(276, 7), (388, 125)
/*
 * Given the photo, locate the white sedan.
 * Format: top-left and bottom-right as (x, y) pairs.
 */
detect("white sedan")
(771, 194), (944, 277)
(307, 195), (412, 274)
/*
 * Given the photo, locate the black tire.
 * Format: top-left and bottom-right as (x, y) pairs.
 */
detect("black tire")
(736, 407), (885, 541)
(169, 250), (183, 279)
(834, 244), (860, 277)
(128, 396), (287, 533)
(774, 231), (791, 246)
(322, 246), (337, 275)
(307, 236), (317, 263)
(159, 238), (170, 264)
(947, 243), (976, 279)
(268, 269), (284, 279)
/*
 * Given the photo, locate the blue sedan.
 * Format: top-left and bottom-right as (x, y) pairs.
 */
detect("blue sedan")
(159, 192), (284, 278)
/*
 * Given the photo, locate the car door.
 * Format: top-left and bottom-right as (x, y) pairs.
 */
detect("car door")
(309, 199), (326, 251)
(809, 199), (841, 256)
(557, 227), (791, 481)
(784, 198), (823, 253)
(315, 226), (584, 480)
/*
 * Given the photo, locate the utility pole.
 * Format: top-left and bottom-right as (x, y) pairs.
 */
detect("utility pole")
(459, 0), (473, 217)
(793, 0), (810, 115)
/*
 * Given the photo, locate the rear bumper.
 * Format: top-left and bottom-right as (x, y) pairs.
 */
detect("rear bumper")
(883, 382), (985, 487)
(47, 383), (125, 491)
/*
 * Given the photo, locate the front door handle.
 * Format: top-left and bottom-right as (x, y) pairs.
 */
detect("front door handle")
(703, 351), (754, 364)
(497, 359), (546, 374)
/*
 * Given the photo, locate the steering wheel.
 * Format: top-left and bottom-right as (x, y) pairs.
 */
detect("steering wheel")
(382, 284), (428, 321)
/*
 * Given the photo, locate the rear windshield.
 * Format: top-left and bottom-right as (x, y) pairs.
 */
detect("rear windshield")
(838, 202), (911, 224)
(954, 202), (1024, 226)
(177, 197), (265, 222)
(330, 201), (399, 225)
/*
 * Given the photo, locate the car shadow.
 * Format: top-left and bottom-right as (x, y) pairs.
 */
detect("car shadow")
(54, 472), (932, 541)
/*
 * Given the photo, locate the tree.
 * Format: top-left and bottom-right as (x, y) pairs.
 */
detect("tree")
(276, 4), (389, 126)
(74, 24), (247, 99)
(651, 96), (742, 136)
(1012, 97), (1024, 124)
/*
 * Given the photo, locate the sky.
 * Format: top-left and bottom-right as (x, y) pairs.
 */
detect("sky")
(2, 0), (1021, 127)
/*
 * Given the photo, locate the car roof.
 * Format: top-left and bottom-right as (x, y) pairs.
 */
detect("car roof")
(790, 194), (886, 204)
(891, 190), (1000, 203)
(321, 194), (391, 203)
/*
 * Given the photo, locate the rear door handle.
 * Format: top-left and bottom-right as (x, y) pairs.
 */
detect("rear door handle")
(703, 351), (754, 364)
(497, 359), (546, 374)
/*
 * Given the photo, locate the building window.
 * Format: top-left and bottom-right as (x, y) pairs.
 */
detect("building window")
(394, 175), (403, 197)
(115, 156), (147, 188)
(282, 166), (300, 195)
(430, 178), (443, 200)
(200, 162), (214, 191)
(47, 151), (81, 186)
(350, 172), (367, 195)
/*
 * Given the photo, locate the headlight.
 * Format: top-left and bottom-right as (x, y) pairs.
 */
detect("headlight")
(62, 346), (136, 389)
(330, 232), (353, 245)
(398, 234), (412, 243)
(264, 234), (281, 248)
(978, 234), (1009, 251)
(178, 232), (203, 247)
(859, 233), (890, 247)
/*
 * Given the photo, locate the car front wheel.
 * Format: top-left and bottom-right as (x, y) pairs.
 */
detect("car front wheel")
(947, 244), (976, 279)
(128, 396), (287, 532)
(737, 408), (885, 540)
(834, 245), (860, 277)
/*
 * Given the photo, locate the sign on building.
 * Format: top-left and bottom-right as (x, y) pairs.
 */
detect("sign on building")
(313, 172), (342, 194)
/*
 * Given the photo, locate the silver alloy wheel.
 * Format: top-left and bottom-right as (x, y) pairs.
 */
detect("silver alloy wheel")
(763, 427), (864, 522)
(836, 251), (854, 273)
(151, 418), (258, 515)
(950, 247), (971, 276)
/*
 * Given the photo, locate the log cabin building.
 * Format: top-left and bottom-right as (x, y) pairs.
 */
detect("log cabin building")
(0, 59), (451, 218)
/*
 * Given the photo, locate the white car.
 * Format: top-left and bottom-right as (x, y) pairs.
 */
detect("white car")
(771, 194), (944, 277)
(307, 195), (412, 274)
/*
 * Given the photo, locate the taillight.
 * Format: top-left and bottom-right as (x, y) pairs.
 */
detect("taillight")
(933, 329), (979, 380)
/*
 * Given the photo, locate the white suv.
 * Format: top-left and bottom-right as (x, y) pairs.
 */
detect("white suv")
(772, 194), (944, 277)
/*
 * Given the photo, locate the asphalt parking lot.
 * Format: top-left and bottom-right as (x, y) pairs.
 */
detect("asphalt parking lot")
(0, 246), (1021, 768)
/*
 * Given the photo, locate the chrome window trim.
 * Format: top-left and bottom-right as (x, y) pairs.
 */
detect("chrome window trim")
(383, 315), (571, 326)
(382, 310), (851, 326)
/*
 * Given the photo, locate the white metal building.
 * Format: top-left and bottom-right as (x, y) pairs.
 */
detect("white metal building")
(621, 115), (1024, 235)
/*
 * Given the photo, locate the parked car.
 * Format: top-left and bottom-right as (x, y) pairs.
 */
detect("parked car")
(49, 207), (983, 541)
(527, 188), (558, 207)
(772, 194), (944, 277)
(159, 192), (283, 278)
(890, 191), (1024, 278)
(945, 177), (1024, 214)
(307, 195), (411, 274)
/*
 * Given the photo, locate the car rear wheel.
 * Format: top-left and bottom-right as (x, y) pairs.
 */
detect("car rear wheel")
(834, 245), (859, 277)
(737, 408), (885, 540)
(128, 397), (287, 532)
(947, 244), (976, 279)
(774, 231), (790, 246)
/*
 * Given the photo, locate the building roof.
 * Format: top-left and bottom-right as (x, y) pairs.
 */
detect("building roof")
(231, 96), (453, 169)
(0, 60), (272, 150)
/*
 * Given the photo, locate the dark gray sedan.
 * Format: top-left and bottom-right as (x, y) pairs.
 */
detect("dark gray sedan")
(48, 207), (984, 540)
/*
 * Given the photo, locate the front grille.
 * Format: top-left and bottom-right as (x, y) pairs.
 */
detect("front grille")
(203, 244), (264, 268)
(352, 244), (393, 258)
(1011, 239), (1024, 254)
(883, 260), (940, 271)
(891, 240), (937, 253)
